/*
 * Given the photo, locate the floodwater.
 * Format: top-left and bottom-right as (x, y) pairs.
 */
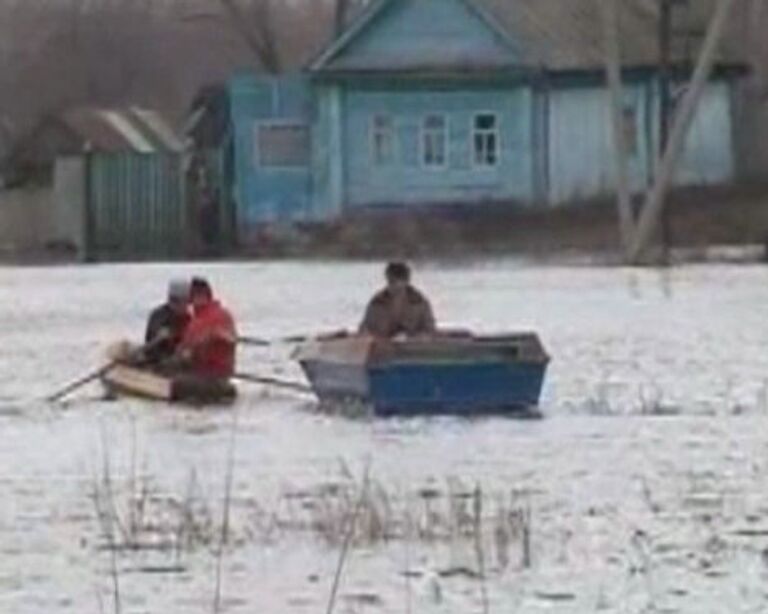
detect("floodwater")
(2, 261), (768, 613)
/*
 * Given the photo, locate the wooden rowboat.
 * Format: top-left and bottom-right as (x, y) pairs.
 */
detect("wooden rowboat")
(294, 332), (550, 417)
(101, 364), (237, 406)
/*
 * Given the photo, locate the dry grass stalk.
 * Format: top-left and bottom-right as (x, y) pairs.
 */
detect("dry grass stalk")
(473, 485), (490, 614)
(97, 426), (122, 614)
(213, 408), (239, 614)
(325, 462), (372, 614)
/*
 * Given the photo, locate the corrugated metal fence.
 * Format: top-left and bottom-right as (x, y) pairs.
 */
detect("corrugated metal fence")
(85, 152), (188, 260)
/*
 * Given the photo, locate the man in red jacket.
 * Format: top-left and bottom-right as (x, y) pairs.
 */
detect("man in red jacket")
(178, 277), (237, 380)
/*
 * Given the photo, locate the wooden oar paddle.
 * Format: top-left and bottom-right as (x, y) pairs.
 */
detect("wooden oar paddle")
(47, 362), (120, 403)
(236, 336), (272, 347)
(237, 330), (348, 348)
(47, 336), (164, 404)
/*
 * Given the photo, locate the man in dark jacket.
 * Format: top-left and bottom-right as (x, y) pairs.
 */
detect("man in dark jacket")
(359, 262), (436, 339)
(144, 280), (191, 365)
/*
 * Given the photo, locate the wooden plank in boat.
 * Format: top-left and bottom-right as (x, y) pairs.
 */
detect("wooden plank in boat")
(103, 365), (173, 401)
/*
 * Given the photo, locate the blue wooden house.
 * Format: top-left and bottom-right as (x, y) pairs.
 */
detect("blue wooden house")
(229, 0), (746, 239)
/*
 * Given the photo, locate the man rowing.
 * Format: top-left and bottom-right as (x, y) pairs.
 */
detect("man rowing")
(172, 277), (238, 401)
(101, 277), (238, 404)
(359, 262), (436, 339)
(144, 279), (191, 367)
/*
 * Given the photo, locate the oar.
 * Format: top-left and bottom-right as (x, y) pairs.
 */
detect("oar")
(232, 372), (314, 395)
(47, 337), (162, 404)
(237, 330), (349, 348)
(47, 361), (122, 403)
(237, 336), (272, 347)
(237, 334), (308, 347)
(283, 330), (348, 343)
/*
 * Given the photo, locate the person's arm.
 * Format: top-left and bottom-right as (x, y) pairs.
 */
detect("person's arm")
(145, 310), (162, 344)
(359, 299), (377, 335)
(420, 299), (437, 335)
(144, 310), (175, 364)
(212, 311), (237, 346)
(213, 321), (237, 346)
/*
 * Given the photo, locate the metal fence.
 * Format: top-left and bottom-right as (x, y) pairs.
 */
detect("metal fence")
(85, 152), (188, 261)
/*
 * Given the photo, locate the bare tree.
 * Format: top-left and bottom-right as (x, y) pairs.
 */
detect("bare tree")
(599, 0), (635, 256)
(215, 0), (281, 74)
(628, 0), (737, 263)
(0, 0), (357, 143)
(335, 0), (352, 36)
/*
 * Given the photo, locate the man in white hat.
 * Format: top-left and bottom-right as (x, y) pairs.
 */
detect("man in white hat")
(144, 279), (191, 366)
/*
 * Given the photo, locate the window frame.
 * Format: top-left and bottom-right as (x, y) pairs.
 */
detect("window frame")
(254, 120), (310, 170)
(420, 113), (449, 170)
(471, 111), (501, 169)
(370, 113), (397, 167)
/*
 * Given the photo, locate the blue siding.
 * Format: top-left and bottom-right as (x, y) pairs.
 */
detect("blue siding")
(340, 86), (534, 208)
(311, 85), (345, 219)
(231, 76), (737, 224)
(547, 80), (735, 205)
(548, 84), (653, 205)
(230, 74), (312, 233)
(677, 82), (734, 186)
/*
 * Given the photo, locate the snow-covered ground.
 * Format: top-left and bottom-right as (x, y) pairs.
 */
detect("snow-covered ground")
(2, 261), (768, 613)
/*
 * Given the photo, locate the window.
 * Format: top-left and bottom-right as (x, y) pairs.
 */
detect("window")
(621, 107), (638, 157)
(256, 123), (309, 168)
(422, 114), (447, 168)
(371, 115), (395, 166)
(473, 113), (499, 167)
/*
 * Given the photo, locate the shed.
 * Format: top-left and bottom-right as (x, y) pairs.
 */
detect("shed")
(5, 107), (184, 186)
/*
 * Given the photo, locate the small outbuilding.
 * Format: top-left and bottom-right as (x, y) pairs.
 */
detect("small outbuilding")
(4, 107), (184, 186)
(0, 107), (193, 261)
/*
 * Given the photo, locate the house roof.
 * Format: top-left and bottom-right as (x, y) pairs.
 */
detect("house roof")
(478, 0), (745, 71)
(58, 107), (184, 153)
(311, 0), (746, 74)
(310, 0), (524, 72)
(1, 106), (185, 183)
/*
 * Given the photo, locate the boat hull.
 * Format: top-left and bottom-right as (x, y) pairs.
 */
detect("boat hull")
(102, 365), (237, 406)
(297, 334), (549, 417)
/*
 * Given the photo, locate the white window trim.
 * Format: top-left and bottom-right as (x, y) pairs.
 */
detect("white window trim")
(471, 111), (501, 170)
(420, 113), (450, 170)
(254, 120), (310, 170)
(369, 114), (398, 167)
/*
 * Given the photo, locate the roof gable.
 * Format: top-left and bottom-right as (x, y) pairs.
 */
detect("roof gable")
(311, 0), (524, 74)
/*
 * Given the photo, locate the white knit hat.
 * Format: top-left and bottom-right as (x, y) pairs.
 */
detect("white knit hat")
(168, 279), (190, 301)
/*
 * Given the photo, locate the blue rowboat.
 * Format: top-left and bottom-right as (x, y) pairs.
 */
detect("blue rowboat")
(295, 333), (550, 417)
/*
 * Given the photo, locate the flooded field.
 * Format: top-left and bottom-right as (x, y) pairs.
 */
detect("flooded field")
(2, 261), (768, 613)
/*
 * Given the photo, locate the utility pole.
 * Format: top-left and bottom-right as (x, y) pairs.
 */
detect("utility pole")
(629, 0), (736, 262)
(658, 0), (676, 263)
(659, 0), (675, 152)
(600, 0), (635, 256)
